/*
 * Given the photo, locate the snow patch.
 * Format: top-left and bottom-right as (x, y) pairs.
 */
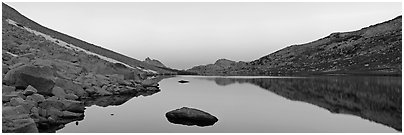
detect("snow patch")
(136, 67), (158, 74)
(6, 51), (18, 57)
(146, 76), (157, 79)
(5, 19), (156, 73)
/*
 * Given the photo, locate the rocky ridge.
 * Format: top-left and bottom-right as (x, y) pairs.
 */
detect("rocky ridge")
(2, 3), (175, 75)
(187, 59), (248, 75)
(188, 16), (402, 76)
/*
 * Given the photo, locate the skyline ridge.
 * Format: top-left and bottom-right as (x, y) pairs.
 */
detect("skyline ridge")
(6, 2), (401, 69)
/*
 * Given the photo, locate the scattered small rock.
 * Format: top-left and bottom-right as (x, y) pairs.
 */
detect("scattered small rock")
(52, 86), (67, 99)
(23, 85), (37, 96)
(3, 85), (16, 94)
(61, 111), (84, 118)
(26, 94), (45, 103)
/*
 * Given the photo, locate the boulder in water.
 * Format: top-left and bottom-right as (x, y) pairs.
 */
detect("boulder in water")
(178, 80), (189, 83)
(165, 107), (218, 127)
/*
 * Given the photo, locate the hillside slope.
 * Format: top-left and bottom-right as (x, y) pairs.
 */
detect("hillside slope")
(2, 3), (174, 74)
(187, 59), (248, 75)
(188, 16), (402, 76)
(2, 3), (166, 133)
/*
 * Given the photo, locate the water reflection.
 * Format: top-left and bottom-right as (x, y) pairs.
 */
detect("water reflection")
(200, 76), (402, 131)
(45, 76), (171, 133)
(81, 75), (171, 108)
(40, 90), (162, 133)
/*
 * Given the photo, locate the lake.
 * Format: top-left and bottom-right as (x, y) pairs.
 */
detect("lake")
(58, 75), (401, 133)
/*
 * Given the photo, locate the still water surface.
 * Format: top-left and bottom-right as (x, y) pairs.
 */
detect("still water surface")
(58, 76), (401, 133)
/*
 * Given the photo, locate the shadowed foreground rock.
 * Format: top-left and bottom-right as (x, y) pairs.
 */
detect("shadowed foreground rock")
(3, 65), (56, 95)
(166, 107), (218, 127)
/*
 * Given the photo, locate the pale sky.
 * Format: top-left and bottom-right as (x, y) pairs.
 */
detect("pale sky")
(6, 2), (402, 69)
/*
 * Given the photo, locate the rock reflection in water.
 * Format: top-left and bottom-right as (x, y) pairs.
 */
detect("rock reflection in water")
(201, 76), (402, 131)
(81, 76), (170, 108)
(83, 90), (160, 108)
(37, 115), (84, 133)
(39, 89), (161, 133)
(44, 76), (171, 133)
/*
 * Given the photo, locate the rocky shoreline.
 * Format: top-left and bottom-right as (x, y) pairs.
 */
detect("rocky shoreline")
(2, 65), (162, 133)
(2, 59), (162, 133)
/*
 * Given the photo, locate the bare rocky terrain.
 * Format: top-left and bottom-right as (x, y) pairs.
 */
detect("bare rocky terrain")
(1, 3), (166, 133)
(188, 16), (402, 76)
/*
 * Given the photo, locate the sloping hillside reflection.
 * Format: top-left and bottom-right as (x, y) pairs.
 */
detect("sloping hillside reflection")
(201, 76), (402, 131)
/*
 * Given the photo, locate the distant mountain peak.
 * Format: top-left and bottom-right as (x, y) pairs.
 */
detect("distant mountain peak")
(214, 59), (235, 65)
(143, 57), (167, 68)
(145, 57), (152, 61)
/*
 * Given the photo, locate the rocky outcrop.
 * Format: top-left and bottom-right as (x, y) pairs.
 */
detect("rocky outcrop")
(143, 57), (167, 68)
(165, 107), (218, 127)
(3, 64), (56, 95)
(2, 84), (87, 132)
(188, 16), (402, 76)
